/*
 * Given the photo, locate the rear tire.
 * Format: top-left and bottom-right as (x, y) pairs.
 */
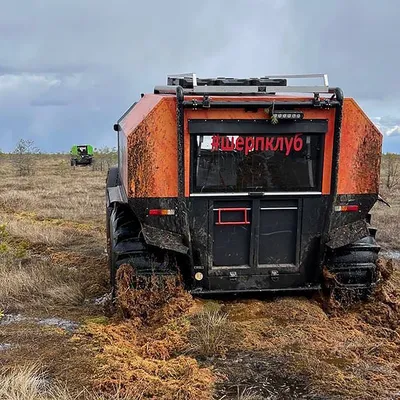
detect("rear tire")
(324, 226), (380, 301)
(105, 167), (179, 306)
(107, 202), (179, 303)
(107, 203), (149, 301)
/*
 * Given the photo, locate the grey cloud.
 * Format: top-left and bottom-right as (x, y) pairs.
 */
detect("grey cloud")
(389, 128), (400, 136)
(285, 0), (400, 100)
(375, 116), (400, 126)
(30, 99), (70, 107)
(0, 0), (399, 153)
(0, 64), (88, 75)
(374, 116), (400, 137)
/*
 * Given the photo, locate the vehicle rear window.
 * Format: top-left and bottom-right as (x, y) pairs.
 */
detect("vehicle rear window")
(191, 133), (324, 193)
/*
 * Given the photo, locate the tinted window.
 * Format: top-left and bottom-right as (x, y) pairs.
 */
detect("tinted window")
(192, 133), (323, 193)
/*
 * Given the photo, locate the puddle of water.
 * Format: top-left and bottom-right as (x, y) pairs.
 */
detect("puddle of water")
(0, 314), (79, 333)
(37, 318), (79, 332)
(214, 353), (316, 400)
(0, 314), (27, 325)
(93, 293), (111, 306)
(0, 343), (12, 351)
(381, 250), (400, 261)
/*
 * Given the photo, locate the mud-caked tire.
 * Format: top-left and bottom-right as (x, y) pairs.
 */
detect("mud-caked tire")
(324, 227), (380, 302)
(107, 203), (153, 302)
(105, 166), (181, 312)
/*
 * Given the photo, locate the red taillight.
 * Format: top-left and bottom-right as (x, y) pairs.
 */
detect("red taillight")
(334, 205), (359, 212)
(148, 209), (175, 216)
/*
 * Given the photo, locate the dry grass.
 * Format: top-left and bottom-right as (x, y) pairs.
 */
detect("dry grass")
(0, 364), (132, 400)
(0, 252), (85, 312)
(1, 153), (400, 399)
(235, 388), (265, 400)
(372, 186), (400, 250)
(0, 364), (76, 400)
(76, 264), (215, 399)
(82, 318), (215, 400)
(215, 261), (400, 399)
(0, 155), (106, 228)
(0, 156), (110, 397)
(372, 154), (400, 250)
(187, 310), (234, 358)
(0, 157), (108, 313)
(1, 215), (81, 247)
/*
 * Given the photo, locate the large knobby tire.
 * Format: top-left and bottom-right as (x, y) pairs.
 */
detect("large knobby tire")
(324, 228), (380, 302)
(107, 203), (147, 304)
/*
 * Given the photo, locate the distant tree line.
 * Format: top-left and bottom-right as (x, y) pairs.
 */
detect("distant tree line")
(92, 146), (118, 171)
(0, 139), (42, 177)
(382, 152), (400, 190)
(0, 139), (118, 176)
(2, 139), (399, 190)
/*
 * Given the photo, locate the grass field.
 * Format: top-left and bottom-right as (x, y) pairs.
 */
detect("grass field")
(0, 154), (399, 400)
(372, 155), (400, 252)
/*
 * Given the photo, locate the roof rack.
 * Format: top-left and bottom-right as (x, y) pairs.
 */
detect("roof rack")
(154, 73), (331, 96)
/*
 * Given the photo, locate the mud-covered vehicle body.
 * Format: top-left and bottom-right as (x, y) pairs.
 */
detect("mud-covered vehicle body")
(70, 144), (93, 166)
(106, 74), (382, 296)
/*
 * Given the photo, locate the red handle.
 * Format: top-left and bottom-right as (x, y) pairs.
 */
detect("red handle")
(215, 208), (250, 225)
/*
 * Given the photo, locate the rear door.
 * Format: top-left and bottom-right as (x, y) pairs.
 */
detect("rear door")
(210, 198), (300, 277)
(189, 119), (327, 277)
(257, 199), (299, 267)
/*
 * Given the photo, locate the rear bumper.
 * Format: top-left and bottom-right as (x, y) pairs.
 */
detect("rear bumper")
(192, 272), (318, 294)
(190, 284), (320, 296)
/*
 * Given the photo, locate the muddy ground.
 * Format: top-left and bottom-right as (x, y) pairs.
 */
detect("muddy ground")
(0, 155), (399, 400)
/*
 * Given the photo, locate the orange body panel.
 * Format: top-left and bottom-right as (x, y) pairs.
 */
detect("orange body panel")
(337, 99), (383, 194)
(120, 95), (178, 197)
(119, 95), (382, 198)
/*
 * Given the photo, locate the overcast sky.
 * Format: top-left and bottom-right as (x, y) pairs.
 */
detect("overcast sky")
(1, 0), (399, 153)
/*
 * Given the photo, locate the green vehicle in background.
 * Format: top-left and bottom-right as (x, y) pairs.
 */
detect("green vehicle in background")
(70, 145), (94, 166)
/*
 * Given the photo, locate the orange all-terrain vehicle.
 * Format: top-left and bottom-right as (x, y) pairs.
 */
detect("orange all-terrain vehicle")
(106, 74), (382, 297)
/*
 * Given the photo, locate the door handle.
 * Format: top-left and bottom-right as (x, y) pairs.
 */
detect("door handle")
(215, 208), (251, 226)
(248, 192), (264, 198)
